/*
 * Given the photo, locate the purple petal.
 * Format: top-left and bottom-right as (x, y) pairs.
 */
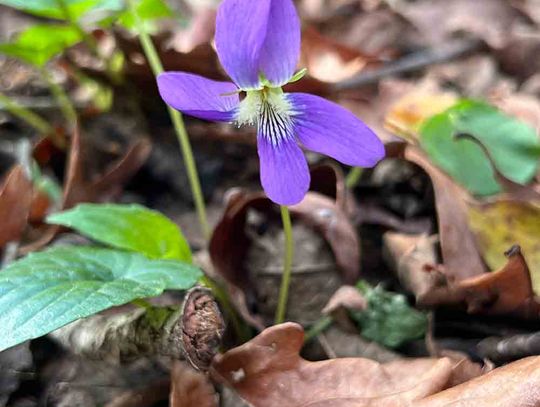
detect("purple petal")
(289, 93), (385, 166)
(257, 134), (310, 205)
(157, 72), (239, 122)
(215, 0), (271, 89)
(258, 0), (301, 86)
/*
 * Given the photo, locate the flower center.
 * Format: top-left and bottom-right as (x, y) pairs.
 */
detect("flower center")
(235, 87), (295, 146)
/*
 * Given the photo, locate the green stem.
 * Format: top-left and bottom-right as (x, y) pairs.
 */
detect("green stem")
(345, 167), (364, 189)
(275, 205), (294, 324)
(128, 0), (210, 239)
(304, 315), (333, 343)
(0, 91), (55, 136)
(41, 67), (77, 130)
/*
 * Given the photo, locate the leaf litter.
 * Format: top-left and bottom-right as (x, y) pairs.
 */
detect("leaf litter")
(1, 0), (540, 405)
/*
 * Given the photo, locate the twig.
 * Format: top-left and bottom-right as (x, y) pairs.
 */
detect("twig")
(478, 332), (540, 363)
(333, 38), (483, 91)
(49, 288), (225, 370)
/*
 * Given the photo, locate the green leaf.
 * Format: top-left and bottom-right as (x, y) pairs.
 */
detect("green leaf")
(419, 112), (500, 196)
(117, 0), (173, 32)
(47, 203), (192, 262)
(420, 100), (540, 196)
(0, 24), (82, 67)
(0, 246), (202, 351)
(450, 100), (540, 185)
(0, 0), (123, 20)
(350, 281), (427, 348)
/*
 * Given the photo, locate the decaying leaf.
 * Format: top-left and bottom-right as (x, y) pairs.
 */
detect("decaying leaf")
(211, 322), (486, 407)
(20, 127), (151, 253)
(404, 146), (486, 280)
(415, 356), (540, 406)
(322, 285), (367, 315)
(459, 245), (540, 317)
(0, 165), (33, 248)
(300, 27), (372, 83)
(209, 166), (361, 327)
(385, 229), (540, 318)
(170, 361), (217, 407)
(468, 201), (540, 293)
(383, 232), (463, 307)
(384, 87), (458, 142)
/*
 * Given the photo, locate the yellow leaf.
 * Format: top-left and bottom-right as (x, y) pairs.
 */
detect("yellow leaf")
(384, 91), (457, 142)
(468, 201), (540, 293)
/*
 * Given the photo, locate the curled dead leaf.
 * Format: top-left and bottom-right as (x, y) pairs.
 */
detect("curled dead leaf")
(211, 323), (485, 407)
(459, 245), (540, 318)
(20, 128), (151, 254)
(468, 201), (540, 293)
(322, 285), (367, 315)
(0, 165), (33, 249)
(415, 356), (540, 406)
(210, 166), (361, 327)
(404, 146), (486, 280)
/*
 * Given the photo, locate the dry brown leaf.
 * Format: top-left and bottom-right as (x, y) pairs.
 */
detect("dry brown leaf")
(290, 192), (360, 284)
(385, 229), (540, 317)
(468, 200), (540, 293)
(398, 0), (523, 48)
(415, 356), (540, 406)
(211, 323), (485, 407)
(322, 285), (367, 314)
(404, 146), (486, 280)
(20, 129), (151, 254)
(458, 245), (540, 318)
(301, 27), (372, 83)
(383, 232), (465, 307)
(210, 166), (361, 327)
(170, 361), (217, 407)
(0, 165), (33, 248)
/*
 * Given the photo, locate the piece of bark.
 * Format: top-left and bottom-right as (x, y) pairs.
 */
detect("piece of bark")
(49, 288), (225, 370)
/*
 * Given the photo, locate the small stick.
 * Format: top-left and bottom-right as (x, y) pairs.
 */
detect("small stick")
(478, 332), (540, 363)
(49, 288), (225, 371)
(333, 38), (483, 91)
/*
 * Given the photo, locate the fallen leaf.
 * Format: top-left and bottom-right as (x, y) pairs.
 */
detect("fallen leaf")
(210, 167), (361, 327)
(211, 322), (485, 407)
(415, 356), (540, 406)
(459, 245), (540, 317)
(398, 0), (522, 48)
(404, 146), (486, 280)
(20, 128), (151, 254)
(170, 361), (217, 407)
(384, 87), (458, 142)
(290, 192), (360, 284)
(0, 165), (33, 248)
(322, 285), (367, 314)
(468, 201), (540, 293)
(300, 27), (371, 83)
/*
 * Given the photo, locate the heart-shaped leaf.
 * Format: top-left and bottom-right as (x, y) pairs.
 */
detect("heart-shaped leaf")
(420, 100), (540, 196)
(47, 203), (192, 262)
(0, 246), (201, 351)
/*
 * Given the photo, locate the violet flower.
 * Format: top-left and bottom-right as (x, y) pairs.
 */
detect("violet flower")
(157, 0), (384, 205)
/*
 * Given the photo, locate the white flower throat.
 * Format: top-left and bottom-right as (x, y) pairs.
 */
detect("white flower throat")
(235, 87), (296, 146)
